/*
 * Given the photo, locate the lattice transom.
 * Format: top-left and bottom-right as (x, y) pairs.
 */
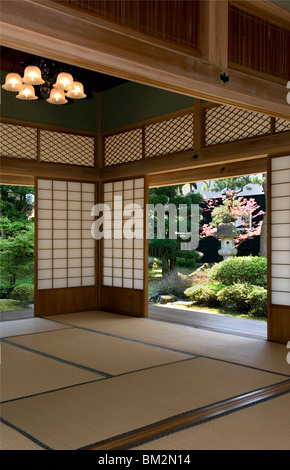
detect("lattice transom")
(104, 128), (143, 166)
(145, 113), (193, 157)
(0, 123), (38, 160)
(39, 130), (95, 166)
(205, 105), (271, 146)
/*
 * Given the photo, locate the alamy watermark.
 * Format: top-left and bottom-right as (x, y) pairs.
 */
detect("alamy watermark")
(287, 341), (290, 365)
(91, 198), (199, 250)
(287, 81), (290, 104)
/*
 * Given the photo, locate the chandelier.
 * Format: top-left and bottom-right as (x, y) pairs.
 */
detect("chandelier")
(2, 57), (87, 104)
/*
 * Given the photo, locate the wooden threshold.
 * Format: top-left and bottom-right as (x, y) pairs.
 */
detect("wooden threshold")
(84, 379), (290, 450)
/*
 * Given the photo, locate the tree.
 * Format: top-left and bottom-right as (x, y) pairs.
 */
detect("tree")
(202, 175), (267, 256)
(0, 185), (34, 295)
(149, 185), (203, 278)
(201, 190), (264, 249)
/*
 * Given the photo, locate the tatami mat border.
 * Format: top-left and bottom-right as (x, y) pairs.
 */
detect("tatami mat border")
(43, 319), (290, 378)
(43, 319), (198, 357)
(80, 380), (290, 451)
(0, 417), (53, 451)
(1, 337), (113, 378)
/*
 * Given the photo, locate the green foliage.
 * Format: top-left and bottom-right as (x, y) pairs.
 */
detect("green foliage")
(0, 224), (34, 293)
(149, 184), (203, 277)
(202, 175), (265, 196)
(156, 272), (192, 299)
(10, 284), (34, 304)
(209, 256), (267, 287)
(217, 283), (250, 313)
(246, 286), (268, 317)
(217, 283), (267, 317)
(176, 249), (203, 268)
(184, 283), (226, 307)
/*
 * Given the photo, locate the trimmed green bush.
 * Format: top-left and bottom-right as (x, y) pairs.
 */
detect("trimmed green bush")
(246, 285), (267, 318)
(209, 256), (267, 287)
(217, 283), (267, 317)
(10, 284), (34, 305)
(184, 283), (226, 307)
(217, 283), (250, 313)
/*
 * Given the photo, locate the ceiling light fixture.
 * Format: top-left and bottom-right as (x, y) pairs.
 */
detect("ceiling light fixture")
(2, 57), (87, 105)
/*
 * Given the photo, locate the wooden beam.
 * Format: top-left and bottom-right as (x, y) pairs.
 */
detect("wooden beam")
(100, 131), (290, 180)
(1, 0), (289, 119)
(148, 157), (267, 188)
(0, 174), (35, 186)
(0, 158), (100, 182)
(208, 0), (229, 69)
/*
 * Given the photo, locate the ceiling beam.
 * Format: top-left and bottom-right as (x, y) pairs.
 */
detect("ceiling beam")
(1, 0), (289, 120)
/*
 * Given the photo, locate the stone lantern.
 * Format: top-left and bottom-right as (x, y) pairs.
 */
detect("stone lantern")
(216, 214), (239, 260)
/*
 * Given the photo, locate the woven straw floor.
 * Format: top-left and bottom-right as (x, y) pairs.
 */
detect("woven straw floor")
(1, 310), (290, 450)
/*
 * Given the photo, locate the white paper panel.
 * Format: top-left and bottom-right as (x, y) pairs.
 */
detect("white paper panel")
(271, 291), (290, 306)
(37, 178), (96, 290)
(271, 211), (290, 224)
(271, 278), (290, 292)
(271, 155), (290, 171)
(102, 177), (145, 290)
(271, 159), (290, 306)
(272, 238), (290, 251)
(271, 224), (290, 238)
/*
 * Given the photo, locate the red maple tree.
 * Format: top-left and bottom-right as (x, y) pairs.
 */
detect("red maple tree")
(201, 190), (265, 248)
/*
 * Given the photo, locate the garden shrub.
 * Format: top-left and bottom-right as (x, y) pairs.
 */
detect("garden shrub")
(246, 285), (267, 318)
(209, 256), (267, 287)
(10, 284), (34, 305)
(158, 272), (192, 299)
(184, 283), (226, 307)
(217, 283), (267, 317)
(217, 283), (251, 313)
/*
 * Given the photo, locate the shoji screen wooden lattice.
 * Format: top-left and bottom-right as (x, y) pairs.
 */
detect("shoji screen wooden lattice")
(35, 178), (97, 316)
(268, 155), (290, 343)
(100, 177), (148, 317)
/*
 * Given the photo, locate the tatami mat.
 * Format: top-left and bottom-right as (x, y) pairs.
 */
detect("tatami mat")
(0, 343), (102, 402)
(1, 357), (287, 450)
(0, 317), (71, 339)
(134, 392), (290, 450)
(50, 311), (290, 376)
(7, 327), (192, 377)
(0, 423), (44, 451)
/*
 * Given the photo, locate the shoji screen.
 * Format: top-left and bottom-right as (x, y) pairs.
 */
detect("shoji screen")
(100, 177), (148, 317)
(269, 155), (290, 343)
(35, 178), (97, 316)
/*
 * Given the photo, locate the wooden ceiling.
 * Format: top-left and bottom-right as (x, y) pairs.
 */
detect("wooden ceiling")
(0, 46), (128, 93)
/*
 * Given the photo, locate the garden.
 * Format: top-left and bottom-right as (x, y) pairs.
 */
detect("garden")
(148, 175), (268, 321)
(0, 185), (35, 313)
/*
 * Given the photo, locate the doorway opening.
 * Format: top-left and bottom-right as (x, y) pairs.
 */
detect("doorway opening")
(0, 184), (35, 321)
(147, 172), (268, 340)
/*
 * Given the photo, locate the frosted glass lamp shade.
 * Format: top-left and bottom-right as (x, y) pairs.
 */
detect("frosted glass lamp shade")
(65, 81), (86, 99)
(22, 66), (44, 85)
(47, 88), (68, 104)
(16, 85), (38, 100)
(2, 73), (24, 91)
(53, 72), (74, 91)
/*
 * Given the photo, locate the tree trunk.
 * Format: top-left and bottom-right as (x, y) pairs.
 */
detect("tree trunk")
(170, 257), (178, 275)
(161, 250), (170, 278)
(260, 174), (267, 258)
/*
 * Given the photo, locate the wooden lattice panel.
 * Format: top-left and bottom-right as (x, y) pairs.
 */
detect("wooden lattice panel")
(0, 122), (37, 160)
(145, 113), (194, 158)
(275, 118), (290, 134)
(39, 130), (95, 166)
(205, 105), (271, 146)
(104, 129), (143, 166)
